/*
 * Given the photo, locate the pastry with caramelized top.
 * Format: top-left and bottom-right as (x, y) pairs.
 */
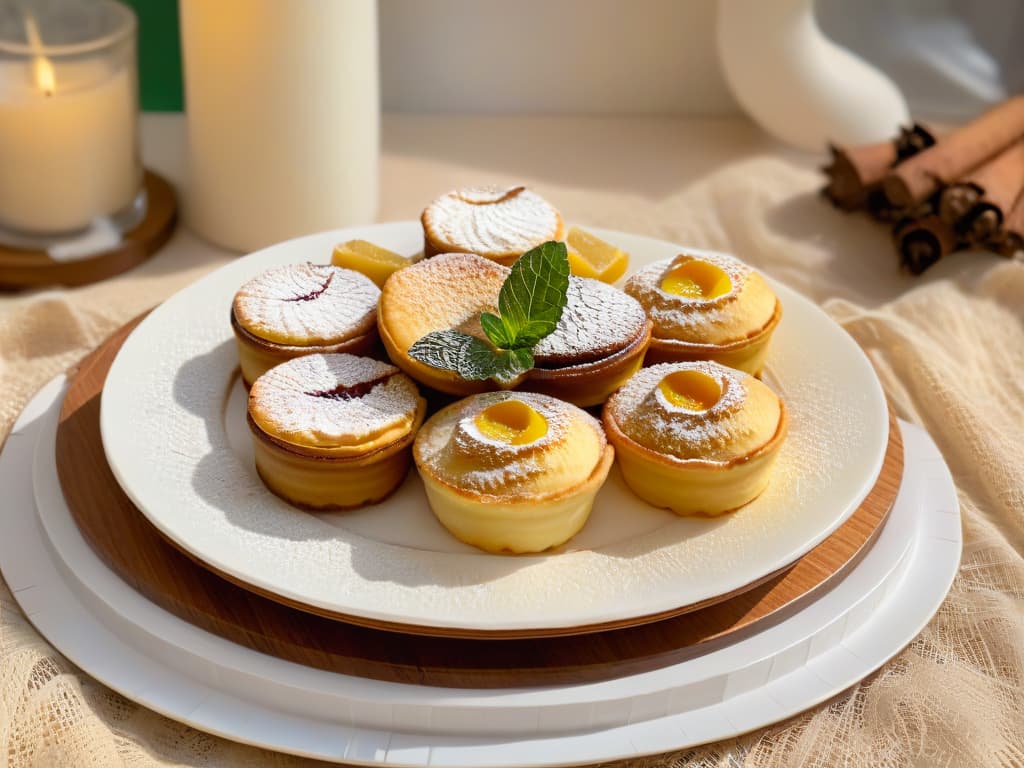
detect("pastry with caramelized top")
(378, 252), (651, 406)
(248, 353), (426, 509)
(422, 185), (565, 265)
(231, 263), (380, 385)
(603, 361), (786, 516)
(414, 391), (614, 553)
(624, 251), (781, 375)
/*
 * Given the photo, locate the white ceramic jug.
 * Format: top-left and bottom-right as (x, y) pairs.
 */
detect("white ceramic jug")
(717, 0), (909, 151)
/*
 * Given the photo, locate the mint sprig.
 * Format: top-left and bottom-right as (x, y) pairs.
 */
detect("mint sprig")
(407, 241), (570, 384)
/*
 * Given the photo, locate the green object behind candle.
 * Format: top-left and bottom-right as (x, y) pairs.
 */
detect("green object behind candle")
(122, 0), (183, 111)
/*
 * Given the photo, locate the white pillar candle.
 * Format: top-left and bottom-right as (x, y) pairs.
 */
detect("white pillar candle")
(0, 37), (138, 234)
(181, 0), (380, 253)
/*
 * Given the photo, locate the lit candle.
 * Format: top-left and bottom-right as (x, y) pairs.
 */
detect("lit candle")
(0, 2), (140, 237)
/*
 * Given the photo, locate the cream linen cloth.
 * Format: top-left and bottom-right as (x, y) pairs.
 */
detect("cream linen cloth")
(1, 156), (1022, 767)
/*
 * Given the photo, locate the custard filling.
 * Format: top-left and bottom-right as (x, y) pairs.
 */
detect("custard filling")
(660, 260), (732, 299)
(475, 400), (548, 445)
(658, 370), (722, 411)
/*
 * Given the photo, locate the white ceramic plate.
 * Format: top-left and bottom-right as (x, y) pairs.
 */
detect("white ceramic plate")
(5, 379), (959, 767)
(100, 223), (889, 634)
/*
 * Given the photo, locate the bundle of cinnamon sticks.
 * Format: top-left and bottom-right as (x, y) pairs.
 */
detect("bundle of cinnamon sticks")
(822, 95), (1024, 274)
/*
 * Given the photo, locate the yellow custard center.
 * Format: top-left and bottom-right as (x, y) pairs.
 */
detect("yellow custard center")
(661, 260), (732, 299)
(659, 370), (722, 411)
(476, 400), (549, 445)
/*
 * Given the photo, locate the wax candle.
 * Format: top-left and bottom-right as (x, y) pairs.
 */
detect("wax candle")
(0, 1), (141, 239)
(180, 0), (380, 252)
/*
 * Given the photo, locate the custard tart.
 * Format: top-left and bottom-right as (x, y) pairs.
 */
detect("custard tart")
(421, 185), (564, 265)
(414, 391), (614, 553)
(603, 361), (786, 516)
(231, 263), (380, 386)
(624, 251), (781, 375)
(248, 353), (425, 509)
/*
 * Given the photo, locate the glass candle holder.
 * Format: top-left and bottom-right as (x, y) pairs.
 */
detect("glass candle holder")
(0, 0), (144, 250)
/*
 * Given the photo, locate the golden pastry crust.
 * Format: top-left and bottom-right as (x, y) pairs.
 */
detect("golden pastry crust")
(247, 353), (426, 509)
(414, 391), (614, 553)
(625, 253), (781, 375)
(421, 185), (565, 265)
(603, 361), (786, 516)
(231, 311), (380, 388)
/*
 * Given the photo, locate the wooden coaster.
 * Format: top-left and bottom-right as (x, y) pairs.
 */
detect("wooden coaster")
(55, 316), (903, 688)
(0, 171), (177, 290)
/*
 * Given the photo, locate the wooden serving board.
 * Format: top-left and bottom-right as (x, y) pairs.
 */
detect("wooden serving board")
(0, 171), (176, 290)
(55, 317), (903, 688)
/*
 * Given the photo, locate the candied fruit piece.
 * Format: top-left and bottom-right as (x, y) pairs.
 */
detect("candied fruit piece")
(475, 399), (548, 445)
(565, 226), (630, 284)
(332, 240), (414, 287)
(660, 260), (731, 299)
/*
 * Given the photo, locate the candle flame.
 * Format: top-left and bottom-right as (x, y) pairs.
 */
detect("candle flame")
(23, 13), (55, 96)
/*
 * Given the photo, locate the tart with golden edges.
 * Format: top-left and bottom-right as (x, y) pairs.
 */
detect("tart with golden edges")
(248, 353), (425, 510)
(231, 262), (380, 386)
(414, 391), (614, 553)
(603, 361), (786, 516)
(624, 251), (781, 375)
(378, 252), (651, 405)
(421, 185), (564, 265)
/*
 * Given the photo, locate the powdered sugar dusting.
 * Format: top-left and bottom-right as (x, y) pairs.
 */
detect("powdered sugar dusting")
(234, 263), (379, 345)
(423, 186), (562, 258)
(250, 353), (420, 446)
(534, 277), (647, 364)
(608, 361), (778, 462)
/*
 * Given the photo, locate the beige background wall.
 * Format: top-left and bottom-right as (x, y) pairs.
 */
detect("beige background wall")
(379, 0), (738, 115)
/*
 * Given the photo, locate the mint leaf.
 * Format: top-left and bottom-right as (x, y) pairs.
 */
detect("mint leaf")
(408, 330), (497, 381)
(491, 348), (534, 384)
(497, 241), (570, 348)
(479, 311), (512, 349)
(460, 335), (501, 380)
(406, 241), (569, 384)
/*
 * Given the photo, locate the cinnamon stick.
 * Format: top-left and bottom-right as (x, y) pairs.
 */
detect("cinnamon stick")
(893, 214), (959, 275)
(990, 188), (1024, 258)
(883, 95), (1024, 207)
(937, 138), (1024, 242)
(962, 139), (1024, 243)
(822, 123), (935, 211)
